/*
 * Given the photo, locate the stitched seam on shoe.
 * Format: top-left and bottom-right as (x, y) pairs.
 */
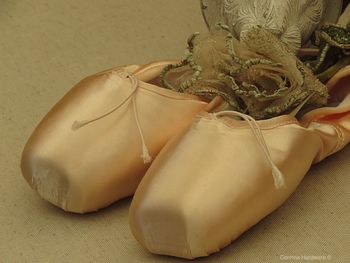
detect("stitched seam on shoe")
(140, 84), (206, 102)
(102, 70), (205, 103)
(200, 115), (299, 130)
(95, 63), (202, 102)
(258, 120), (300, 130)
(133, 60), (178, 76)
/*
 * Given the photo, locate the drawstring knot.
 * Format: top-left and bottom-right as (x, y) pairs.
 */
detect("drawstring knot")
(214, 111), (286, 189)
(72, 70), (152, 164)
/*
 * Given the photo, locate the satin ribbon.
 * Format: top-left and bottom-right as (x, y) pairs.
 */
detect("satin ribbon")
(214, 111), (286, 189)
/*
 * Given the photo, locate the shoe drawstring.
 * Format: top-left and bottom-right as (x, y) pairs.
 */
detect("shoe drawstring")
(214, 111), (285, 189)
(72, 70), (152, 164)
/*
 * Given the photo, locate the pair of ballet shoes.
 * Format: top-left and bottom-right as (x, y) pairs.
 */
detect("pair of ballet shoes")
(21, 61), (350, 259)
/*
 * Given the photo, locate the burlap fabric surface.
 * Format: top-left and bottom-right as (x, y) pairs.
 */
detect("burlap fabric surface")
(0, 1), (349, 262)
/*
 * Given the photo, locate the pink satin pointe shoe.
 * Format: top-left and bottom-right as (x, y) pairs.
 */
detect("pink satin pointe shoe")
(21, 61), (208, 213)
(129, 67), (350, 259)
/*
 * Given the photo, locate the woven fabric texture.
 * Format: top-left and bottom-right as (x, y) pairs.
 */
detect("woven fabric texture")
(0, 1), (349, 262)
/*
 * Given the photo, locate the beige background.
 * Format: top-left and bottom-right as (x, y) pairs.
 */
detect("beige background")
(0, 1), (349, 262)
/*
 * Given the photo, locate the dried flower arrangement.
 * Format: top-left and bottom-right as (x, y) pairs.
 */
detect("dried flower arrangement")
(160, 0), (350, 119)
